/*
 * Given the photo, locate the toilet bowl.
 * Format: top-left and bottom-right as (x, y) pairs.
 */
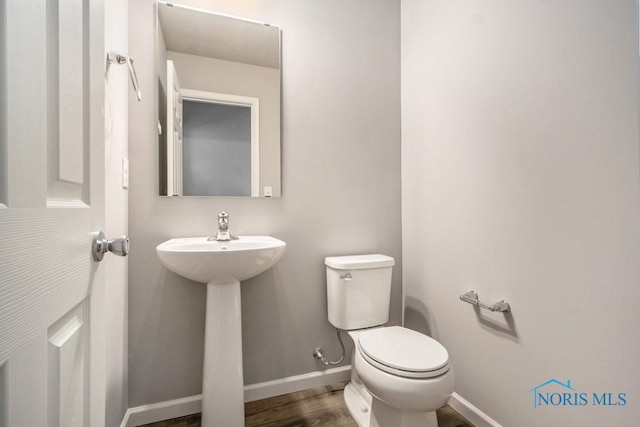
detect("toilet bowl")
(354, 327), (454, 411)
(325, 254), (454, 427)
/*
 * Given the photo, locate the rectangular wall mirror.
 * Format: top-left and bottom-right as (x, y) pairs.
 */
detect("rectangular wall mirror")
(157, 1), (281, 197)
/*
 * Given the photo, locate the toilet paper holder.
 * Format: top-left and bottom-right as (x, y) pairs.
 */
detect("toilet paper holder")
(460, 290), (511, 313)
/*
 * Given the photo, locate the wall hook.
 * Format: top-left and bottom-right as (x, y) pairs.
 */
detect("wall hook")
(107, 51), (142, 102)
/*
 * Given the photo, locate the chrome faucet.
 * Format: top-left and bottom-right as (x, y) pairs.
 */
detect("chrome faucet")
(208, 211), (238, 241)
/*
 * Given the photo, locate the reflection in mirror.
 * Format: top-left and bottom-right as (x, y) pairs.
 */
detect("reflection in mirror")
(157, 2), (281, 197)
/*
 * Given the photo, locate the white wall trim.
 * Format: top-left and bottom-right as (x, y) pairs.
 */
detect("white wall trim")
(120, 394), (202, 427)
(448, 392), (502, 427)
(120, 366), (351, 427)
(244, 365), (351, 403)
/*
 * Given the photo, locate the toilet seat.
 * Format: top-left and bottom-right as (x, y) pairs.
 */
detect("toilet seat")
(357, 326), (450, 379)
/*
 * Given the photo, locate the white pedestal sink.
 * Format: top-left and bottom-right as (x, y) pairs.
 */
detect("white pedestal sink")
(156, 236), (286, 427)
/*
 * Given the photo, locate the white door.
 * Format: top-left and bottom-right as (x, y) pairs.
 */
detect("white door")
(0, 1), (107, 426)
(167, 60), (183, 196)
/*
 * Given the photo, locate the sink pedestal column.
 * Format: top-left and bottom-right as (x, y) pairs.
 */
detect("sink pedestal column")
(202, 278), (244, 426)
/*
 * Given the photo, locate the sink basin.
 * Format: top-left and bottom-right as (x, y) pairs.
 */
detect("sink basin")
(157, 235), (286, 283)
(155, 235), (286, 426)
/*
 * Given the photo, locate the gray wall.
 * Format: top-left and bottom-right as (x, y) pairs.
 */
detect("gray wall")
(129, 0), (401, 407)
(402, 0), (640, 426)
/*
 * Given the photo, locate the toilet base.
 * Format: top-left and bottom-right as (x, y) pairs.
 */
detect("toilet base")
(370, 398), (437, 427)
(344, 381), (372, 427)
(344, 380), (438, 427)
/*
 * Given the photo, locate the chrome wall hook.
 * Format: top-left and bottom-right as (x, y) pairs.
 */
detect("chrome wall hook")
(107, 51), (142, 101)
(460, 290), (511, 313)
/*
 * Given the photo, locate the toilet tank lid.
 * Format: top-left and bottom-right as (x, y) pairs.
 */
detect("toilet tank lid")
(325, 254), (395, 270)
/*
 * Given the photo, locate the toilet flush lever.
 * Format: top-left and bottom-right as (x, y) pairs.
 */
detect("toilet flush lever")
(340, 273), (352, 281)
(92, 231), (130, 262)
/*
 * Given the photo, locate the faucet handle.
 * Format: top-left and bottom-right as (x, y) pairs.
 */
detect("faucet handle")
(210, 211), (238, 241)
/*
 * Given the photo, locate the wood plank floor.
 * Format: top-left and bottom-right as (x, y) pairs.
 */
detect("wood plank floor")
(140, 382), (474, 427)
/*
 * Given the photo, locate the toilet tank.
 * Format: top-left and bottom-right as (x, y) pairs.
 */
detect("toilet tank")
(325, 254), (395, 330)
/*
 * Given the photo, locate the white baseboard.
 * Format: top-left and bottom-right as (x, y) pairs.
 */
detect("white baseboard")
(120, 394), (201, 427)
(447, 392), (502, 427)
(120, 365), (352, 427)
(245, 365), (351, 402)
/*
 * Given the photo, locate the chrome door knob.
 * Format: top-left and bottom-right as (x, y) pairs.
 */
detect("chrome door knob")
(92, 231), (130, 262)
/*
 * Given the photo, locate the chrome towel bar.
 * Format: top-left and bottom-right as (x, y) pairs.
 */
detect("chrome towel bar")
(460, 290), (511, 313)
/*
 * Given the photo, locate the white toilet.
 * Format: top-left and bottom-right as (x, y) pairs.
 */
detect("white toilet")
(325, 254), (454, 427)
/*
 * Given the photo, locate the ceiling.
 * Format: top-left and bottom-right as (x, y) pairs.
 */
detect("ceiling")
(158, 2), (280, 69)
